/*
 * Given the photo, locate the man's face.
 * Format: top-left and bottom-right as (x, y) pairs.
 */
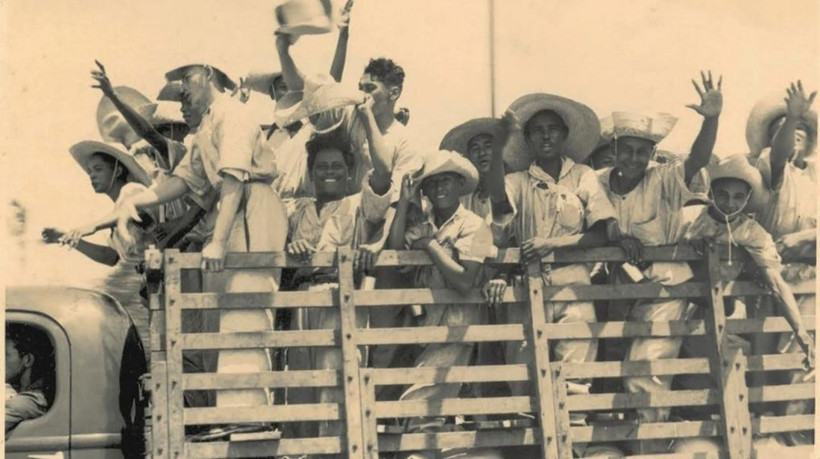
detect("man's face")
(271, 76), (288, 102)
(6, 340), (27, 385)
(179, 66), (212, 127)
(712, 178), (751, 216)
(311, 148), (350, 198)
(589, 144), (616, 170)
(466, 133), (494, 174)
(615, 136), (655, 180)
(359, 73), (394, 115)
(525, 111), (568, 161)
(422, 172), (463, 209)
(85, 155), (118, 193)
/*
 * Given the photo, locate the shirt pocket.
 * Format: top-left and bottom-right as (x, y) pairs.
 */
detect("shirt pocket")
(630, 214), (665, 246)
(556, 192), (585, 232)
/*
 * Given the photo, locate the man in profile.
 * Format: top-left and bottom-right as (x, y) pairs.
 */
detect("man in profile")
(5, 324), (53, 437)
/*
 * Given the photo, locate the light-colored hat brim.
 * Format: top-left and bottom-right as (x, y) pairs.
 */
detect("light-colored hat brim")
(611, 111), (678, 144)
(277, 81), (364, 130)
(502, 93), (601, 172)
(69, 140), (151, 187)
(275, 0), (333, 36)
(746, 92), (818, 157)
(276, 20), (333, 36)
(157, 81), (183, 102)
(414, 150), (480, 197)
(707, 154), (769, 213)
(165, 64), (237, 92)
(97, 86), (157, 143)
(273, 91), (305, 128)
(151, 101), (185, 126)
(439, 118), (505, 156)
(243, 71), (283, 96)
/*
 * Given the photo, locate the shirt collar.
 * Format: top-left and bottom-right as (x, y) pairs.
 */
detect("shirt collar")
(529, 157), (576, 184)
(424, 203), (467, 230)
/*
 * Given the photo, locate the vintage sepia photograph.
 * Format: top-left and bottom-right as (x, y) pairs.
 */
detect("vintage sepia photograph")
(2, 0), (817, 457)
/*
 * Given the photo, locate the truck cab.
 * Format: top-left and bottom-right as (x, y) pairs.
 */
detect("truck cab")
(5, 286), (147, 459)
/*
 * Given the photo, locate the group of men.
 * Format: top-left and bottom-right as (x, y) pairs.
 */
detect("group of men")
(38, 3), (816, 457)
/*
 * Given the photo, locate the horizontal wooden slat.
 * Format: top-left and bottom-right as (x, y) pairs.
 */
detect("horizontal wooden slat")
(179, 291), (336, 310)
(184, 404), (339, 425)
(563, 358), (710, 379)
(754, 415), (814, 434)
(748, 383), (814, 403)
(369, 365), (530, 385)
(358, 324), (525, 345)
(185, 436), (342, 457)
(375, 396), (534, 418)
(726, 316), (816, 334)
(568, 389), (717, 411)
(571, 420), (720, 442)
(182, 330), (337, 350)
(377, 428), (538, 452)
(746, 353), (812, 372)
(183, 370), (339, 390)
(725, 280), (815, 296)
(175, 251), (337, 269)
(355, 287), (528, 307)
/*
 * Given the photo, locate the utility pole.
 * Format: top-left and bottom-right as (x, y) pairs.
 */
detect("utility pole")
(489, 0), (496, 117)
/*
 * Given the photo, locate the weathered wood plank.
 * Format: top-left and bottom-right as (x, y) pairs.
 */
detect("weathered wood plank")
(567, 389), (718, 411)
(184, 404), (340, 425)
(368, 365), (531, 385)
(753, 415), (815, 434)
(337, 248), (366, 459)
(745, 353), (813, 372)
(550, 364), (573, 455)
(175, 251), (337, 269)
(163, 250), (186, 458)
(182, 329), (337, 349)
(563, 358), (710, 379)
(149, 360), (169, 459)
(358, 324), (525, 345)
(182, 369), (339, 390)
(570, 420), (720, 442)
(748, 383), (814, 403)
(374, 396), (534, 418)
(359, 369), (380, 458)
(377, 429), (539, 452)
(179, 291), (336, 309)
(185, 436), (343, 457)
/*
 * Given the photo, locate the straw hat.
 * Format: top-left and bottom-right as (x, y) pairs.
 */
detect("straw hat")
(745, 91), (818, 157)
(502, 93), (601, 172)
(611, 111), (678, 144)
(156, 81), (183, 102)
(69, 140), (151, 187)
(275, 0), (333, 36)
(413, 150), (480, 197)
(242, 71), (283, 97)
(151, 101), (184, 126)
(96, 86), (157, 144)
(706, 154), (770, 213)
(164, 63), (237, 92)
(596, 115), (614, 150)
(439, 118), (505, 156)
(275, 74), (364, 130)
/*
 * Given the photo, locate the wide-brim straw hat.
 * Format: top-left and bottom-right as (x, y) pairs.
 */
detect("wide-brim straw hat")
(706, 154), (770, 213)
(439, 118), (505, 156)
(745, 91), (818, 157)
(275, 74), (364, 130)
(596, 115), (614, 150)
(611, 111), (678, 144)
(413, 150), (480, 197)
(165, 63), (237, 92)
(157, 81), (183, 102)
(97, 86), (157, 143)
(69, 140), (151, 187)
(502, 93), (601, 172)
(275, 0), (333, 36)
(151, 101), (185, 126)
(242, 71), (284, 96)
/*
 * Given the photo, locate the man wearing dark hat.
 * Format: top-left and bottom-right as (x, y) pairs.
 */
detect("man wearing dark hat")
(6, 324), (53, 437)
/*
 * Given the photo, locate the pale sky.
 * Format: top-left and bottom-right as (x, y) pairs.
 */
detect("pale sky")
(1, 0), (816, 285)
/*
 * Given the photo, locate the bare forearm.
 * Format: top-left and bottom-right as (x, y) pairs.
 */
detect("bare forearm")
(75, 240), (120, 266)
(276, 42), (305, 91)
(362, 113), (393, 194)
(552, 222), (608, 249)
(684, 116), (718, 184)
(210, 176), (244, 245)
(771, 116), (799, 177)
(386, 202), (409, 250)
(425, 242), (478, 292)
(329, 28), (349, 82)
(108, 93), (169, 157)
(765, 268), (808, 335)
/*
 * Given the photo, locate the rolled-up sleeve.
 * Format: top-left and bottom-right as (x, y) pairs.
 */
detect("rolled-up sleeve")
(404, 223), (430, 250)
(577, 167), (617, 227)
(174, 147), (213, 202)
(5, 392), (47, 437)
(360, 172), (394, 223)
(739, 223), (783, 272)
(215, 107), (259, 178)
(455, 218), (498, 262)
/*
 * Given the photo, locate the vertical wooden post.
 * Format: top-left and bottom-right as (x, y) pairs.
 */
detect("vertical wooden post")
(703, 248), (752, 458)
(359, 369), (380, 458)
(337, 248), (366, 459)
(150, 360), (170, 458)
(525, 261), (568, 458)
(163, 249), (185, 458)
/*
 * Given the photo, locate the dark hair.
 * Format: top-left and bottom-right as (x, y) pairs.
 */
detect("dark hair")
(6, 323), (55, 403)
(91, 152), (130, 182)
(523, 109), (567, 137)
(395, 107), (410, 126)
(363, 58), (405, 89)
(305, 133), (355, 172)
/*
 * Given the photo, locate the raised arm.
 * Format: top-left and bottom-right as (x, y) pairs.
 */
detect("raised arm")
(770, 81), (816, 188)
(275, 34), (305, 92)
(329, 0), (354, 82)
(761, 267), (814, 369)
(684, 70), (723, 185)
(386, 174), (415, 250)
(91, 61), (170, 160)
(356, 97), (393, 194)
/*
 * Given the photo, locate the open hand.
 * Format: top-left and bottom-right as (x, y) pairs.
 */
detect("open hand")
(355, 94), (375, 118)
(91, 60), (115, 97)
(797, 332), (815, 371)
(355, 244), (379, 273)
(687, 70), (723, 118)
(200, 240), (227, 272)
(398, 173), (420, 203)
(59, 224), (98, 249)
(784, 80), (816, 120)
(287, 239), (316, 263)
(619, 236), (643, 265)
(483, 278), (507, 306)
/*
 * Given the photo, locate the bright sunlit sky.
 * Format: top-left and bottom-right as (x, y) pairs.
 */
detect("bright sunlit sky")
(0, 0), (817, 285)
